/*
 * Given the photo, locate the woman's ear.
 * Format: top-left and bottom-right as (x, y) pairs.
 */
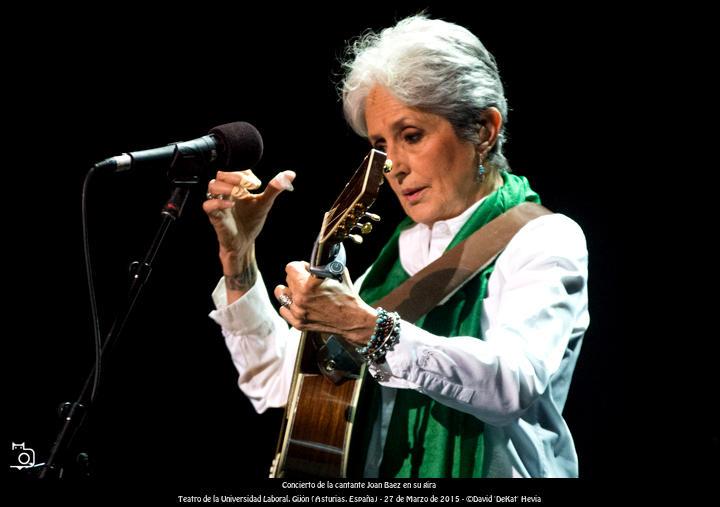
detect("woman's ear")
(477, 107), (503, 156)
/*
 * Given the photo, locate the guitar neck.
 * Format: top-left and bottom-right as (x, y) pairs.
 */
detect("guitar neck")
(272, 149), (388, 478)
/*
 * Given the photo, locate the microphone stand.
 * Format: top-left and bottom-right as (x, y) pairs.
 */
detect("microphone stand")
(39, 150), (201, 479)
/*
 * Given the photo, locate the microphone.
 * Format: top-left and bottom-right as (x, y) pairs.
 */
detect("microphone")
(94, 121), (263, 173)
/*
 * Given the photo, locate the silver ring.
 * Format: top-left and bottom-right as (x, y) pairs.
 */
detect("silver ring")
(205, 192), (227, 200)
(277, 294), (293, 307)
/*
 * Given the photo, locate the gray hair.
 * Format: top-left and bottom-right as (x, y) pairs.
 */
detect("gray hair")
(341, 15), (510, 172)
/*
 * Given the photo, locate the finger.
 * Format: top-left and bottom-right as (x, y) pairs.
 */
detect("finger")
(260, 170), (296, 205)
(279, 305), (333, 335)
(208, 179), (236, 197)
(299, 260), (324, 287)
(285, 261), (311, 288)
(202, 198), (235, 221)
(230, 185), (249, 200)
(279, 300), (311, 328)
(273, 284), (290, 302)
(236, 169), (262, 190)
(203, 199), (233, 224)
(278, 305), (299, 328)
(286, 264), (324, 297)
(215, 169), (262, 190)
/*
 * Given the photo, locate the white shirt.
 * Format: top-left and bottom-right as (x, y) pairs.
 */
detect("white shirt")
(209, 207), (589, 478)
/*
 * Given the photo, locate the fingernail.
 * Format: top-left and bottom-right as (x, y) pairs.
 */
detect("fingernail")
(274, 172), (295, 191)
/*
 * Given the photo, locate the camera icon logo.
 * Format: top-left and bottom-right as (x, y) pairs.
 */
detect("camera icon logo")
(10, 442), (36, 470)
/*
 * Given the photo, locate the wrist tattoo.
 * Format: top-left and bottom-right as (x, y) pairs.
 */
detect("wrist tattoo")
(225, 268), (256, 291)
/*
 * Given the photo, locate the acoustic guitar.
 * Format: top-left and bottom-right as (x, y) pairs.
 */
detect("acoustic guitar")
(270, 149), (389, 478)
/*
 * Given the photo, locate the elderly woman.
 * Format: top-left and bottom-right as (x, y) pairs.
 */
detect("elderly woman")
(203, 15), (588, 478)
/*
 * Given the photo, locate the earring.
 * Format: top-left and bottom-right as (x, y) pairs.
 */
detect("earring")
(477, 162), (486, 182)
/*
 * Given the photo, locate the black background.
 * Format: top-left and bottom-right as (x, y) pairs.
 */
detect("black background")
(5, 1), (714, 502)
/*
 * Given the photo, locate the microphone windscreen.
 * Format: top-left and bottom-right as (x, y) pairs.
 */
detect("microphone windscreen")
(209, 121), (264, 169)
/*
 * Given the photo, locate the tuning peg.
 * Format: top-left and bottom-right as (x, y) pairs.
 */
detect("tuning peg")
(348, 234), (363, 244)
(383, 159), (393, 174)
(360, 222), (373, 234)
(364, 212), (381, 222)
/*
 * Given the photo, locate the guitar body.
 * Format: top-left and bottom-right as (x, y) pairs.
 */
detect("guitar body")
(270, 150), (387, 478)
(274, 358), (365, 477)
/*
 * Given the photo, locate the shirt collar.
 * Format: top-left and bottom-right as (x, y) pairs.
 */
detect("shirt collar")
(419, 195), (489, 238)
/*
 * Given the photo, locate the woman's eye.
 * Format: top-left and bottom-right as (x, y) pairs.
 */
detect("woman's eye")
(404, 132), (422, 144)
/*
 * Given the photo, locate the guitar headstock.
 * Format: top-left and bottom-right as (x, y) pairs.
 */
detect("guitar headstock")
(319, 149), (388, 246)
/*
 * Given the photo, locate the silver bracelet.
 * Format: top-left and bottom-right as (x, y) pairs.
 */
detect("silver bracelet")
(357, 307), (401, 364)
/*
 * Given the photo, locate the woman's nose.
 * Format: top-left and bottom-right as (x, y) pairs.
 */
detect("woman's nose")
(385, 146), (408, 182)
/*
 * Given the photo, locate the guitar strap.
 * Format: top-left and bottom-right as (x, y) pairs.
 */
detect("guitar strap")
(344, 202), (552, 477)
(316, 202), (552, 381)
(371, 202), (552, 319)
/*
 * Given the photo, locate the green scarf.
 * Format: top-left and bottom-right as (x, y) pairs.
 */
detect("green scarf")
(357, 172), (540, 477)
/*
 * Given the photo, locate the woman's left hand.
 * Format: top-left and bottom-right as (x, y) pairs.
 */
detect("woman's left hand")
(274, 261), (378, 346)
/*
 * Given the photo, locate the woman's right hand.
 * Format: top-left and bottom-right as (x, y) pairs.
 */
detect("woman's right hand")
(203, 169), (296, 275)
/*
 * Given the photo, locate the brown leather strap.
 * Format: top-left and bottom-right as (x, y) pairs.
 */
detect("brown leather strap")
(374, 202), (552, 321)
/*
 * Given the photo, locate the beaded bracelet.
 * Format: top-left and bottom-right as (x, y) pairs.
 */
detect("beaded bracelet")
(357, 307), (401, 364)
